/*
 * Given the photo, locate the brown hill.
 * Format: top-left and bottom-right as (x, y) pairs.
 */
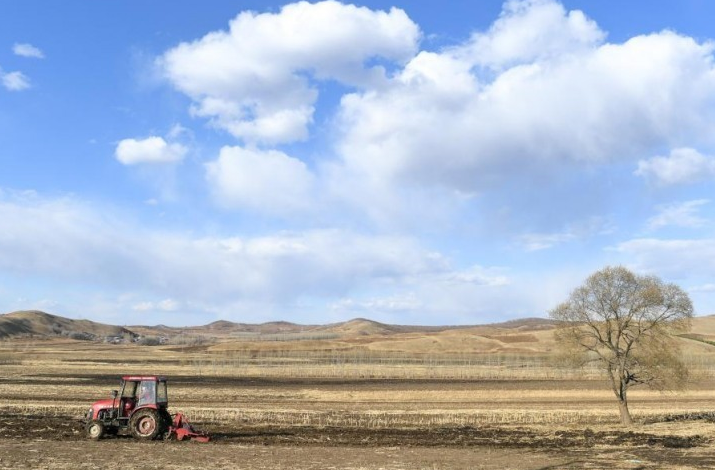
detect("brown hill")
(200, 320), (308, 333)
(131, 319), (313, 338)
(318, 318), (475, 336)
(486, 317), (561, 330)
(0, 310), (136, 340)
(6, 310), (712, 357)
(320, 318), (398, 336)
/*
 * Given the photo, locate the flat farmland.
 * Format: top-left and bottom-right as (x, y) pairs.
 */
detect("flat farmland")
(2, 336), (715, 469)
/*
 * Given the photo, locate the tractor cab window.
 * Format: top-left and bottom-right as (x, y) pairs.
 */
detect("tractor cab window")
(157, 381), (168, 403)
(121, 380), (138, 398)
(137, 380), (156, 406)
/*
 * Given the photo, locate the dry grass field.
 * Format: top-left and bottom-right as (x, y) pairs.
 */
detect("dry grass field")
(2, 312), (715, 468)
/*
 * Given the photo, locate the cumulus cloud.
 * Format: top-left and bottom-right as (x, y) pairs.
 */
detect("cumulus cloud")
(335, 2), (715, 196)
(154, 0), (715, 228)
(646, 200), (709, 230)
(115, 136), (187, 165)
(635, 148), (715, 186)
(13, 43), (44, 59)
(1, 70), (31, 91)
(464, 0), (604, 69)
(160, 0), (420, 144)
(206, 146), (316, 215)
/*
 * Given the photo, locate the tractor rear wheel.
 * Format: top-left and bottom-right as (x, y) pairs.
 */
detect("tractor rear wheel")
(129, 409), (164, 440)
(86, 420), (105, 440)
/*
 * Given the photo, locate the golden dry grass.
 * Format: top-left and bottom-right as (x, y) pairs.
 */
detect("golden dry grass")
(2, 334), (715, 429)
(4, 320), (715, 470)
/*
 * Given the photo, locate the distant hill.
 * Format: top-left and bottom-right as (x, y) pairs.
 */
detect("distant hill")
(319, 318), (400, 336)
(483, 317), (562, 330)
(131, 317), (457, 339)
(200, 320), (307, 333)
(5, 310), (713, 357)
(1, 310), (555, 344)
(129, 319), (313, 338)
(0, 310), (136, 340)
(0, 310), (566, 342)
(316, 318), (473, 336)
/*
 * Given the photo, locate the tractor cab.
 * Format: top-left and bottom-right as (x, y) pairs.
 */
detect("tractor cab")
(116, 376), (168, 416)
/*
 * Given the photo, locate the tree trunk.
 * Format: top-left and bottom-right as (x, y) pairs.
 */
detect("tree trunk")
(618, 399), (633, 426)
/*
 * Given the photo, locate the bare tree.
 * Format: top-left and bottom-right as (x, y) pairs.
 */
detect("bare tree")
(550, 266), (693, 425)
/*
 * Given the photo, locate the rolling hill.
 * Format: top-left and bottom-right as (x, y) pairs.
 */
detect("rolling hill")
(0, 310), (135, 340)
(2, 310), (715, 357)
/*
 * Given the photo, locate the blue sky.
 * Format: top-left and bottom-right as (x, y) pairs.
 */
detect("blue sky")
(1, 0), (715, 326)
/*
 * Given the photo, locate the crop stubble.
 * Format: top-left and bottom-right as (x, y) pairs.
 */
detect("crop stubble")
(1, 339), (715, 468)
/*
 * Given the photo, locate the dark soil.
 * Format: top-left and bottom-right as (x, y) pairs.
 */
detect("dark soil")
(0, 414), (708, 450)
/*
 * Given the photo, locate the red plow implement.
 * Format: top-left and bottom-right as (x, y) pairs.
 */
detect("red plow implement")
(167, 413), (210, 443)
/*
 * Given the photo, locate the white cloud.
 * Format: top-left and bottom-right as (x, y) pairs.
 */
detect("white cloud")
(0, 189), (596, 324)
(443, 265), (510, 286)
(517, 231), (575, 252)
(13, 43), (44, 59)
(335, 3), (715, 196)
(132, 301), (154, 312)
(160, 0), (420, 144)
(154, 0), (715, 229)
(115, 136), (187, 165)
(328, 264), (513, 323)
(464, 0), (604, 69)
(331, 293), (423, 314)
(516, 217), (614, 251)
(167, 123), (191, 140)
(0, 190), (447, 305)
(1, 71), (31, 91)
(690, 284), (715, 293)
(206, 146), (316, 215)
(635, 148), (715, 186)
(158, 298), (180, 311)
(614, 238), (715, 314)
(133, 298), (180, 312)
(615, 238), (715, 278)
(646, 199), (709, 230)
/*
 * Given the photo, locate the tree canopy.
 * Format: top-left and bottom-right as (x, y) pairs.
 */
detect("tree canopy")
(550, 266), (693, 425)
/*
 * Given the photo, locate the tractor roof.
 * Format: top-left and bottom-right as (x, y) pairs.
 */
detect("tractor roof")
(121, 375), (167, 381)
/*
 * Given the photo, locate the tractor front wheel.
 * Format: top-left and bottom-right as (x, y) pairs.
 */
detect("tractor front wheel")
(130, 409), (164, 440)
(86, 420), (105, 440)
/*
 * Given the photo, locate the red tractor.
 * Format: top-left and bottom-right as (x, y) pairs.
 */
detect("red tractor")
(84, 375), (209, 442)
